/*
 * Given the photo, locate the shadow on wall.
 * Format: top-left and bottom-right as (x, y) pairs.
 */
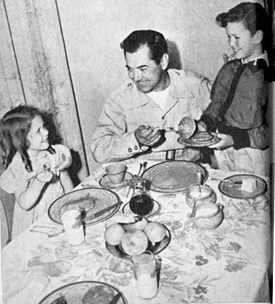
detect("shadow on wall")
(43, 112), (81, 187)
(167, 40), (182, 70)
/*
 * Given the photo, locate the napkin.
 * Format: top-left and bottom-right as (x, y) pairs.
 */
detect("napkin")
(3, 273), (49, 304)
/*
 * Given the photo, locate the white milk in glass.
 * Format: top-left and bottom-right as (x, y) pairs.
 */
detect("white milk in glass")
(132, 251), (158, 299)
(61, 207), (85, 246)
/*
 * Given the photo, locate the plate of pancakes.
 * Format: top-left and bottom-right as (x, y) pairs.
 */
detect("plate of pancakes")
(178, 131), (220, 147)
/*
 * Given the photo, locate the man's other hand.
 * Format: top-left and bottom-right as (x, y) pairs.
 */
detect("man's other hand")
(135, 125), (162, 147)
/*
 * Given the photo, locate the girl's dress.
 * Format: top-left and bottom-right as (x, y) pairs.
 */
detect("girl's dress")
(0, 144), (71, 238)
(200, 53), (271, 176)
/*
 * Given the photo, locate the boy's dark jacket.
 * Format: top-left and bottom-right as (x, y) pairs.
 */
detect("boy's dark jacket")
(200, 59), (271, 150)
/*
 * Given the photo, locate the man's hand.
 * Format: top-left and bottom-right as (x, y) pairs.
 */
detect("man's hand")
(135, 125), (162, 147)
(209, 133), (234, 150)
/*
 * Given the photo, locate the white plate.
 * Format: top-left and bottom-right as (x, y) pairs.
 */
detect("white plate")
(218, 174), (267, 199)
(179, 131), (220, 147)
(38, 281), (127, 304)
(141, 161), (208, 193)
(48, 188), (121, 226)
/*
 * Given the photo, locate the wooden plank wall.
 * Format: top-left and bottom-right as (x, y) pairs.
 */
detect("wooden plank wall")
(0, 0), (89, 186)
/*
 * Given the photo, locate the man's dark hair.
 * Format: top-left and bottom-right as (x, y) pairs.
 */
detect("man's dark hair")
(216, 2), (270, 51)
(120, 30), (168, 64)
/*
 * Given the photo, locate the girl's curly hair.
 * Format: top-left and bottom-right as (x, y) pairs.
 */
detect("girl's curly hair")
(0, 105), (54, 172)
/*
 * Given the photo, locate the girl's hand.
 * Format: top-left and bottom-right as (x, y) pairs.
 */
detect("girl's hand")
(209, 133), (234, 150)
(36, 169), (54, 183)
(52, 153), (72, 176)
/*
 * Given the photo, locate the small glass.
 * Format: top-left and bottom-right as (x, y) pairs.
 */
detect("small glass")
(132, 251), (158, 299)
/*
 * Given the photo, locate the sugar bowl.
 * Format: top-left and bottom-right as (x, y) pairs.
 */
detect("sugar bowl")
(186, 184), (217, 208)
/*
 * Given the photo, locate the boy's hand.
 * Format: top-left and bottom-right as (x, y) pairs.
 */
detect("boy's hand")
(209, 133), (234, 149)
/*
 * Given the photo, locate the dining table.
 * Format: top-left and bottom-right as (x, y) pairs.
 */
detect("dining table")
(1, 158), (272, 304)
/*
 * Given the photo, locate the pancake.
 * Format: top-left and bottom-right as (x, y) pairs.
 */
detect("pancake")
(192, 131), (213, 143)
(151, 167), (198, 190)
(82, 285), (115, 304)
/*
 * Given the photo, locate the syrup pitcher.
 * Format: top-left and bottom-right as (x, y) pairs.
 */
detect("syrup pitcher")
(129, 177), (154, 216)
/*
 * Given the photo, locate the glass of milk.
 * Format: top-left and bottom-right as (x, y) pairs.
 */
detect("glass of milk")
(131, 251), (158, 299)
(61, 205), (85, 246)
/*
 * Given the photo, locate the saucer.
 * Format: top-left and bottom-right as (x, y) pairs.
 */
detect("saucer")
(99, 172), (133, 189)
(122, 200), (161, 218)
(218, 174), (267, 199)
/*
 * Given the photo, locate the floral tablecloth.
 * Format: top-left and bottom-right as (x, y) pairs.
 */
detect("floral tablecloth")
(1, 160), (271, 304)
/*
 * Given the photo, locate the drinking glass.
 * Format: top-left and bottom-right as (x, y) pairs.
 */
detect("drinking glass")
(131, 250), (158, 299)
(61, 205), (85, 246)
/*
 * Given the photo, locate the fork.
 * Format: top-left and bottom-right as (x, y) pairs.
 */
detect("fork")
(137, 163), (143, 176)
(26, 155), (67, 182)
(141, 161), (148, 175)
(155, 126), (183, 133)
(163, 126), (183, 132)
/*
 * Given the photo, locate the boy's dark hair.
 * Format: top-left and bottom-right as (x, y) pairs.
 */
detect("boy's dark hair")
(216, 2), (270, 51)
(120, 30), (168, 64)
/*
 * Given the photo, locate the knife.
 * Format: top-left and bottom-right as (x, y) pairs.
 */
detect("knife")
(83, 201), (122, 222)
(108, 292), (122, 304)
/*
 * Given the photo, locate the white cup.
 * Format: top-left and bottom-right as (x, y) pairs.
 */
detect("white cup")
(61, 206), (85, 246)
(105, 163), (127, 184)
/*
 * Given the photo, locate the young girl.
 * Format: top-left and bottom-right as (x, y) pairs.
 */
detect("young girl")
(198, 2), (272, 176)
(0, 105), (74, 238)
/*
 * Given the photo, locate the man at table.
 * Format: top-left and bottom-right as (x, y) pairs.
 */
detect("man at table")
(91, 30), (211, 163)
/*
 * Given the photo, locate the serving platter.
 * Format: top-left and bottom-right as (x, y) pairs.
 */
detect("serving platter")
(178, 131), (220, 147)
(106, 224), (171, 260)
(141, 161), (208, 193)
(48, 188), (121, 226)
(218, 174), (267, 199)
(38, 281), (127, 304)
(99, 172), (133, 189)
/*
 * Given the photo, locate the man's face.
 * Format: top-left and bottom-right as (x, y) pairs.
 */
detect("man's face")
(226, 21), (260, 61)
(125, 46), (166, 93)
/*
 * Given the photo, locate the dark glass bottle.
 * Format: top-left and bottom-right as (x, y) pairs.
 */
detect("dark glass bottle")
(129, 179), (153, 216)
